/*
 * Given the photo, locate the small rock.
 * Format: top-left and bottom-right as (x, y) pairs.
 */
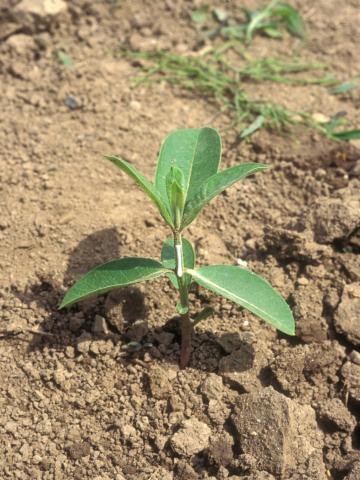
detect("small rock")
(89, 339), (113, 355)
(231, 387), (326, 478)
(14, 0), (67, 19)
(4, 421), (17, 433)
(92, 315), (109, 335)
(53, 366), (68, 389)
(318, 398), (356, 432)
(67, 441), (91, 460)
(207, 398), (230, 425)
(76, 332), (92, 354)
(147, 365), (175, 399)
(64, 95), (80, 110)
(312, 113), (330, 124)
(341, 361), (360, 402)
(127, 320), (148, 341)
(310, 198), (360, 244)
(208, 432), (234, 466)
(217, 332), (254, 353)
(334, 283), (360, 346)
(65, 346), (75, 358)
(219, 341), (272, 392)
(6, 34), (37, 56)
(241, 474), (276, 480)
(170, 418), (211, 456)
(292, 284), (328, 343)
(349, 350), (360, 365)
(201, 373), (224, 401)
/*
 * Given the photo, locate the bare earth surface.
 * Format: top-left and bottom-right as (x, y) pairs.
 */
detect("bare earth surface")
(0, 1), (360, 479)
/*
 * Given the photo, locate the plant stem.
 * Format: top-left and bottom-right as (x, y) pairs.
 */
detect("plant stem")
(179, 313), (192, 369)
(174, 231), (193, 369)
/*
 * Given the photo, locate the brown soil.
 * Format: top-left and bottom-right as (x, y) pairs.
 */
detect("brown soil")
(1, 1), (360, 479)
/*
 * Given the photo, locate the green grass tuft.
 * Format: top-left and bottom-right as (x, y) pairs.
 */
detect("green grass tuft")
(123, 48), (335, 137)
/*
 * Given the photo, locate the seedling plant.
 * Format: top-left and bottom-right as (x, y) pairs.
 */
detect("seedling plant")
(60, 128), (295, 368)
(192, 0), (305, 43)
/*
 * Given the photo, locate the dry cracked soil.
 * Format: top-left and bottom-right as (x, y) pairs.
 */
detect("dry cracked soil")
(0, 1), (360, 479)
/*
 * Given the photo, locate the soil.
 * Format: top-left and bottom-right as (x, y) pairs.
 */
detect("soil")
(0, 1), (360, 479)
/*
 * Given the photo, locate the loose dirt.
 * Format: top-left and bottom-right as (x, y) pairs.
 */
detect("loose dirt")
(0, 1), (359, 479)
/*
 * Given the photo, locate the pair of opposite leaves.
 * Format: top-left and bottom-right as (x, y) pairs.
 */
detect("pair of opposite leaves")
(60, 128), (295, 336)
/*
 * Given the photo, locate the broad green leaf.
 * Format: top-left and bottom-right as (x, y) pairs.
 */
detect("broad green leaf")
(105, 155), (174, 227)
(189, 265), (295, 335)
(182, 163), (268, 228)
(331, 129), (360, 141)
(59, 258), (168, 308)
(240, 115), (265, 139)
(161, 237), (195, 290)
(155, 128), (221, 216)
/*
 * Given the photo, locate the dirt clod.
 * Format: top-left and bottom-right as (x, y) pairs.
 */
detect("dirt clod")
(147, 365), (176, 400)
(334, 283), (360, 346)
(231, 387), (326, 478)
(318, 398), (356, 432)
(219, 341), (273, 392)
(292, 284), (328, 342)
(170, 418), (211, 457)
(309, 198), (360, 244)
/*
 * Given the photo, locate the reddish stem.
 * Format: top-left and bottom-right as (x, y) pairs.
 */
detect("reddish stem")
(180, 313), (193, 369)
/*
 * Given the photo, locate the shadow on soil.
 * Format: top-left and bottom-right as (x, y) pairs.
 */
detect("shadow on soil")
(11, 227), (270, 376)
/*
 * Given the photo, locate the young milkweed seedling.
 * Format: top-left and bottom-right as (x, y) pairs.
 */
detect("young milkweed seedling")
(60, 128), (295, 368)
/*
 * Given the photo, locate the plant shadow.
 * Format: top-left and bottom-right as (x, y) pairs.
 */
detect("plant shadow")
(11, 227), (263, 378)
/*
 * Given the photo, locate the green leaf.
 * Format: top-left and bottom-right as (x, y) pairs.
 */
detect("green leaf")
(274, 3), (305, 39)
(245, 10), (267, 43)
(329, 81), (359, 95)
(105, 155), (174, 227)
(57, 51), (73, 68)
(323, 113), (346, 134)
(240, 115), (265, 139)
(191, 7), (208, 23)
(60, 258), (168, 308)
(182, 163), (268, 228)
(189, 265), (295, 335)
(192, 306), (214, 326)
(262, 25), (282, 38)
(166, 166), (186, 229)
(155, 128), (221, 222)
(331, 129), (360, 141)
(161, 237), (196, 290)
